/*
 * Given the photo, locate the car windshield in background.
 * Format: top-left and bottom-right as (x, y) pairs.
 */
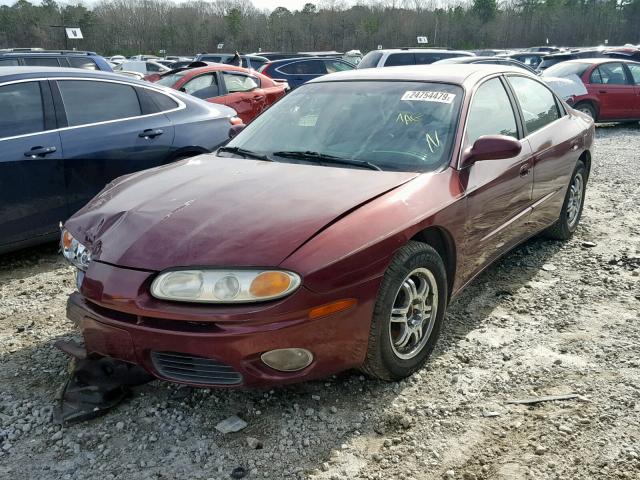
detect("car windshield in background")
(224, 81), (462, 173)
(542, 62), (590, 78)
(156, 71), (188, 87)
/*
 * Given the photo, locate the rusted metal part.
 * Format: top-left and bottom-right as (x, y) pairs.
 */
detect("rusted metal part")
(55, 340), (152, 424)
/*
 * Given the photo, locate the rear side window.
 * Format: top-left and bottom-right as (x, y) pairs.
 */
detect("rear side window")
(68, 57), (98, 70)
(248, 58), (267, 70)
(23, 57), (60, 67)
(385, 53), (414, 67)
(146, 90), (179, 111)
(200, 55), (223, 63)
(0, 82), (44, 138)
(508, 76), (560, 134)
(589, 68), (603, 84)
(279, 60), (326, 75)
(324, 60), (353, 73)
(465, 78), (518, 147)
(357, 51), (383, 69)
(183, 73), (220, 98)
(0, 58), (20, 66)
(58, 80), (141, 126)
(222, 73), (259, 92)
(146, 62), (164, 72)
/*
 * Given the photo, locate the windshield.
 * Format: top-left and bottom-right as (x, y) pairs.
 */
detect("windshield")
(225, 81), (463, 172)
(542, 62), (590, 78)
(156, 71), (188, 87)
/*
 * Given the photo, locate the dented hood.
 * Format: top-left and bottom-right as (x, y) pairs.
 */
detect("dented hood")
(65, 155), (418, 271)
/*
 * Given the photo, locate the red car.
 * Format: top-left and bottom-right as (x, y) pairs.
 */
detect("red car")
(542, 58), (640, 122)
(151, 64), (287, 123)
(62, 65), (594, 388)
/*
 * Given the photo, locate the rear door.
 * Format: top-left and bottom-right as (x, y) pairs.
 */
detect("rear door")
(506, 75), (581, 231)
(53, 78), (175, 215)
(220, 71), (264, 122)
(623, 63), (640, 118)
(0, 80), (65, 248)
(461, 76), (534, 279)
(588, 62), (635, 119)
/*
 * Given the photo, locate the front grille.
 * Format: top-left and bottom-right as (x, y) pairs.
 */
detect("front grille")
(151, 351), (242, 385)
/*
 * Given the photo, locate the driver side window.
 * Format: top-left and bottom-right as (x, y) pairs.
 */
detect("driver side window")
(183, 74), (219, 99)
(465, 78), (518, 148)
(222, 73), (259, 93)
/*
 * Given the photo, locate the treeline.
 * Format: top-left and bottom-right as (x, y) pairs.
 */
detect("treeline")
(0, 0), (639, 56)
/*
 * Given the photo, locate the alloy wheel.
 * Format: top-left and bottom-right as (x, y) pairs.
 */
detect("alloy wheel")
(567, 172), (584, 228)
(389, 267), (438, 360)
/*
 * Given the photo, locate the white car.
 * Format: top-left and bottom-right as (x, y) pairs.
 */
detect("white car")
(113, 60), (170, 76)
(357, 48), (474, 69)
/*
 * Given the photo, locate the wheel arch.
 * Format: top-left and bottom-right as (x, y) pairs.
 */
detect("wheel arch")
(574, 98), (599, 120)
(410, 226), (457, 302)
(168, 146), (210, 161)
(579, 149), (591, 181)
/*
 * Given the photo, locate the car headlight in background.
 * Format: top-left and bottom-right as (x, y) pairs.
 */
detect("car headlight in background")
(151, 269), (301, 303)
(61, 229), (92, 271)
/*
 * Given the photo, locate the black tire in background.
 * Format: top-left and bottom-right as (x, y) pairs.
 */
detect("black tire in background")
(574, 102), (597, 121)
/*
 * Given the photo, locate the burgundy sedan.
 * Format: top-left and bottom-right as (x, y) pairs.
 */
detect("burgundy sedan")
(150, 64), (288, 124)
(62, 65), (594, 388)
(542, 58), (640, 122)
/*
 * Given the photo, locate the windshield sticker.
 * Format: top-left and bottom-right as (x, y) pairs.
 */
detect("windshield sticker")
(402, 91), (456, 104)
(298, 114), (318, 127)
(396, 112), (423, 125)
(425, 131), (441, 153)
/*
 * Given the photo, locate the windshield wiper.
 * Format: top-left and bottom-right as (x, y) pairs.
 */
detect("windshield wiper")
(217, 146), (273, 162)
(272, 150), (381, 171)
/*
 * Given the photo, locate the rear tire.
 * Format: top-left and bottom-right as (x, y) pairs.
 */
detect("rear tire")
(574, 102), (597, 122)
(361, 241), (447, 381)
(546, 161), (587, 240)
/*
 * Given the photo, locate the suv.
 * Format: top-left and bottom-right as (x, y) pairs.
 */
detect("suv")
(0, 49), (112, 71)
(357, 48), (473, 69)
(258, 57), (355, 88)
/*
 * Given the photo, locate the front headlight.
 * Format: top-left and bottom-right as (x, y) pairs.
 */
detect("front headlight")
(61, 229), (92, 271)
(150, 269), (301, 303)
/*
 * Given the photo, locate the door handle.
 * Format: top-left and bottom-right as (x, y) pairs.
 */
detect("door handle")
(138, 128), (164, 139)
(24, 146), (57, 158)
(598, 90), (607, 94)
(519, 163), (531, 177)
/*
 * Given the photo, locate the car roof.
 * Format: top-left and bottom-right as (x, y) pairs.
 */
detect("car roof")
(563, 58), (639, 65)
(376, 48), (472, 54)
(0, 66), (150, 86)
(0, 50), (98, 56)
(174, 64), (260, 76)
(266, 56), (342, 65)
(309, 64), (529, 86)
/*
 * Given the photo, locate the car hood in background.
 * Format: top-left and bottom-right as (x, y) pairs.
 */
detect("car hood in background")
(65, 155), (418, 271)
(543, 74), (587, 100)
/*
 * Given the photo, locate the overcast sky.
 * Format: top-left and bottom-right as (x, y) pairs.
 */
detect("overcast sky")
(0, 0), (350, 11)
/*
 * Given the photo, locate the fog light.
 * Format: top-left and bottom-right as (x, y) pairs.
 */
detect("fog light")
(261, 348), (313, 372)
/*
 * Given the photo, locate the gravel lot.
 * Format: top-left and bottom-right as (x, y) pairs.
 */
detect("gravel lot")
(1, 124), (639, 480)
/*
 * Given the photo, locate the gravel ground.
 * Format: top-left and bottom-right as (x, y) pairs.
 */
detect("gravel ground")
(1, 124), (639, 480)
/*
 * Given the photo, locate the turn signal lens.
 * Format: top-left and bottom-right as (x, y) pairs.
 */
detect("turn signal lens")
(308, 299), (357, 319)
(229, 116), (243, 126)
(249, 271), (292, 298)
(62, 230), (73, 250)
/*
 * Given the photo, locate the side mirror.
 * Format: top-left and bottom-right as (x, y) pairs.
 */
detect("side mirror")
(461, 135), (522, 167)
(228, 124), (246, 139)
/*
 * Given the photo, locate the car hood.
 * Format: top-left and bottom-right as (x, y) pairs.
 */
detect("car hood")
(65, 155), (418, 271)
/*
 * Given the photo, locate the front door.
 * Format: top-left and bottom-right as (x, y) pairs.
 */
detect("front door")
(54, 79), (174, 215)
(220, 71), (263, 123)
(587, 62), (636, 120)
(0, 80), (65, 249)
(460, 76), (534, 281)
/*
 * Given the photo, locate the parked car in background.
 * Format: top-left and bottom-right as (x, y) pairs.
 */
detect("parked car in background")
(542, 59), (640, 122)
(0, 67), (239, 253)
(433, 56), (538, 75)
(472, 49), (513, 56)
(129, 54), (159, 61)
(152, 64), (287, 123)
(605, 46), (640, 62)
(357, 48), (474, 69)
(526, 46), (563, 53)
(537, 49), (607, 71)
(506, 52), (547, 70)
(193, 53), (270, 71)
(108, 55), (126, 64)
(0, 49), (112, 71)
(258, 56), (355, 89)
(114, 60), (170, 76)
(62, 64), (593, 388)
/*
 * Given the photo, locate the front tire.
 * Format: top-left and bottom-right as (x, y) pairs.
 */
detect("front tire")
(546, 161), (587, 240)
(361, 241), (447, 381)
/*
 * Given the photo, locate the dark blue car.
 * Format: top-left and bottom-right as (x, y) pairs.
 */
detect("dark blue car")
(258, 57), (355, 89)
(0, 67), (238, 253)
(0, 49), (113, 71)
